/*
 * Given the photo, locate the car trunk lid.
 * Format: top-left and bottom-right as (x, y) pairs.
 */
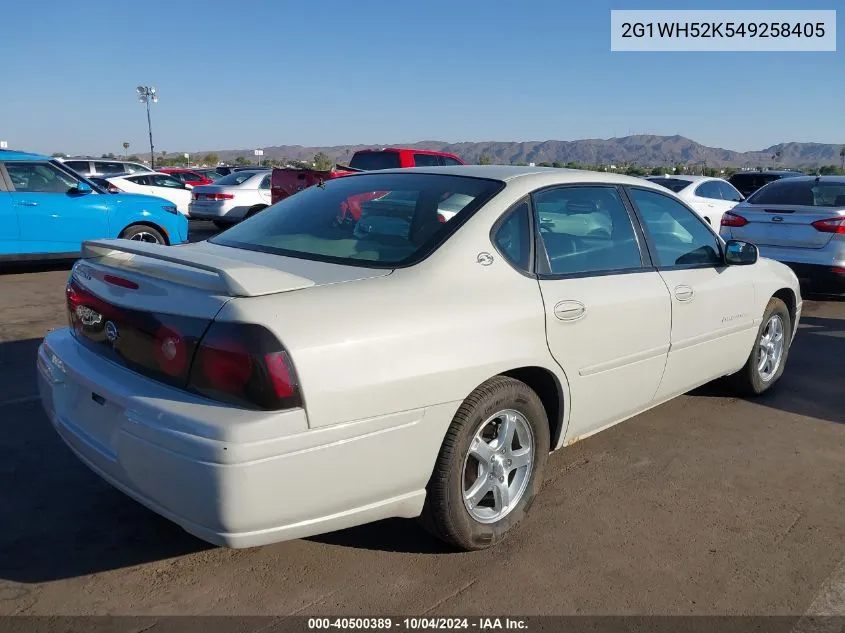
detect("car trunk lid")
(729, 204), (843, 249)
(67, 239), (390, 389)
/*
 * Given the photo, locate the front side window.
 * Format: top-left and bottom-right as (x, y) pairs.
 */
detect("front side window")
(5, 162), (79, 193)
(211, 173), (503, 267)
(181, 172), (204, 183)
(259, 175), (271, 190)
(127, 175), (150, 185)
(533, 186), (643, 276)
(442, 157), (462, 166)
(123, 163), (149, 174)
(628, 187), (722, 268)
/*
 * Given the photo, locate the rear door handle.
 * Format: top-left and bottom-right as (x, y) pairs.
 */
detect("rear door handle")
(553, 300), (587, 321)
(16, 200), (39, 207)
(674, 285), (695, 302)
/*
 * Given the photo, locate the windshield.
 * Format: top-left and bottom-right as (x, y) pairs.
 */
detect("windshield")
(214, 171), (260, 186)
(349, 151), (402, 171)
(211, 173), (504, 267)
(647, 178), (692, 193)
(748, 179), (845, 207)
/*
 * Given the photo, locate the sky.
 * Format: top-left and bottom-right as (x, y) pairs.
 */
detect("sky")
(1, 0), (842, 156)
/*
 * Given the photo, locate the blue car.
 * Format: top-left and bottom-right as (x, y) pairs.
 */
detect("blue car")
(0, 150), (188, 261)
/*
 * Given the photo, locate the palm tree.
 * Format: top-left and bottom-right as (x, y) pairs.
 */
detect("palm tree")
(122, 142), (130, 159)
(840, 147), (844, 170)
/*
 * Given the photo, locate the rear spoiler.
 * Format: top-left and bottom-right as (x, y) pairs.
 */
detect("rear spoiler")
(81, 239), (315, 297)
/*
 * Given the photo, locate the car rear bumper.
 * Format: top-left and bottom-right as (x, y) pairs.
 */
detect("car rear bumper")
(781, 262), (845, 294)
(37, 329), (447, 548)
(187, 201), (249, 222)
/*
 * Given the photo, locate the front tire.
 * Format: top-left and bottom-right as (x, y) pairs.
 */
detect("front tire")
(245, 205), (267, 219)
(421, 376), (550, 551)
(119, 224), (166, 244)
(727, 297), (791, 396)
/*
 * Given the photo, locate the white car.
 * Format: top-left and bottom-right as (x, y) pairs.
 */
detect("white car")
(38, 166), (801, 551)
(646, 175), (744, 231)
(107, 172), (192, 216)
(188, 170), (273, 228)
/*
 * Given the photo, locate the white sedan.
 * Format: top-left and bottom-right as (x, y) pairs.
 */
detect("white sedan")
(107, 172), (192, 216)
(646, 175), (744, 231)
(38, 166), (801, 551)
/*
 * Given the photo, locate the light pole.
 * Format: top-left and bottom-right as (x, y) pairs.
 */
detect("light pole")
(136, 86), (158, 169)
(122, 142), (130, 159)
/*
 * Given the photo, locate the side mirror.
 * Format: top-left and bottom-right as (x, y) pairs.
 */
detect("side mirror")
(73, 182), (93, 194)
(725, 239), (758, 265)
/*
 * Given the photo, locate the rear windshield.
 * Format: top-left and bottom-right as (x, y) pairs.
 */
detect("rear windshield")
(349, 151), (402, 171)
(210, 173), (504, 267)
(747, 180), (845, 207)
(729, 173), (781, 192)
(647, 178), (692, 193)
(214, 172), (259, 186)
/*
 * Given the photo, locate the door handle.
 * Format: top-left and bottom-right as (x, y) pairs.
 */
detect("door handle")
(16, 200), (39, 207)
(553, 300), (587, 322)
(674, 285), (695, 302)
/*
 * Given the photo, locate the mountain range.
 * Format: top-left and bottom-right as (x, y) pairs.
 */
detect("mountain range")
(193, 135), (845, 168)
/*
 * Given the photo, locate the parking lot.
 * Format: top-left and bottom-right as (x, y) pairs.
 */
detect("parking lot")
(1, 221), (844, 617)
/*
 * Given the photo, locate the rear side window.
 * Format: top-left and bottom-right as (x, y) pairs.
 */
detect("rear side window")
(413, 153), (442, 167)
(648, 178), (692, 193)
(211, 173), (503, 267)
(717, 181), (743, 202)
(349, 151), (402, 171)
(215, 172), (258, 186)
(533, 186), (643, 276)
(694, 181), (722, 200)
(493, 200), (531, 271)
(748, 180), (845, 207)
(94, 162), (126, 176)
(127, 175), (150, 185)
(442, 157), (462, 166)
(64, 161), (90, 174)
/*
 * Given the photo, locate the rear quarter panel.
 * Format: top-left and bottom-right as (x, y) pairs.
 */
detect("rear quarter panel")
(214, 184), (567, 433)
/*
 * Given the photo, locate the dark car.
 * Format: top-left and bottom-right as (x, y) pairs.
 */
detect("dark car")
(728, 170), (804, 199)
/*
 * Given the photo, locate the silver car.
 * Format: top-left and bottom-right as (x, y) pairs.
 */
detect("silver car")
(720, 175), (845, 295)
(188, 169), (272, 228)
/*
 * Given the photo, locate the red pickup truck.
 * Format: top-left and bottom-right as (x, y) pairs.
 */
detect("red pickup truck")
(269, 147), (464, 206)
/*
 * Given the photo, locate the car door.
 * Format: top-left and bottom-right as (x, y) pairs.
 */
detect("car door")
(533, 185), (672, 442)
(0, 168), (20, 253)
(3, 161), (110, 249)
(625, 186), (757, 400)
(257, 173), (272, 206)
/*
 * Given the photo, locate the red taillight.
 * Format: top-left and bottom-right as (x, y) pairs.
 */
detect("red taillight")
(832, 267), (845, 274)
(197, 340), (253, 392)
(436, 213), (447, 224)
(103, 274), (139, 289)
(721, 211), (748, 227)
(188, 323), (301, 410)
(203, 193), (234, 201)
(811, 218), (845, 234)
(108, 184), (122, 193)
(154, 325), (189, 377)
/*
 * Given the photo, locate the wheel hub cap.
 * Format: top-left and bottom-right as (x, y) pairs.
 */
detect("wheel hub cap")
(461, 409), (535, 524)
(757, 314), (785, 383)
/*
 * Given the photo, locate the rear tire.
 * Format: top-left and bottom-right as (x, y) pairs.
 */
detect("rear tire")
(119, 224), (166, 244)
(245, 205), (267, 219)
(420, 376), (550, 551)
(726, 297), (791, 396)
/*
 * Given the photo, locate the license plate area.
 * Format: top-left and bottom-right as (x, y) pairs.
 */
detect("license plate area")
(57, 381), (124, 459)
